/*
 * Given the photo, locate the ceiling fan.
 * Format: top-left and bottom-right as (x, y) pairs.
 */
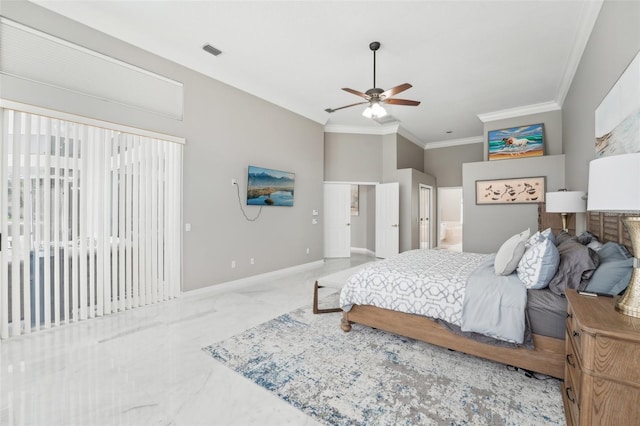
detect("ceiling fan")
(325, 41), (420, 118)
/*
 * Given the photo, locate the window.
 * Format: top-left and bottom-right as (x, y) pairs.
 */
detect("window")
(0, 107), (183, 338)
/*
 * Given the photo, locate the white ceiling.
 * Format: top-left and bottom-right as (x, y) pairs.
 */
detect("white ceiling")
(31, 0), (602, 148)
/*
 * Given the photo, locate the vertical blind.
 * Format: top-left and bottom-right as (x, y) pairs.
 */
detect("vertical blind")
(0, 108), (182, 339)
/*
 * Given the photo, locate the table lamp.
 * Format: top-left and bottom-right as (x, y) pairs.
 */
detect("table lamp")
(545, 190), (587, 232)
(587, 153), (640, 318)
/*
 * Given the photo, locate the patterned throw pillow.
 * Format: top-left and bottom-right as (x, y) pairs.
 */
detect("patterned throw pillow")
(517, 238), (560, 289)
(525, 227), (555, 248)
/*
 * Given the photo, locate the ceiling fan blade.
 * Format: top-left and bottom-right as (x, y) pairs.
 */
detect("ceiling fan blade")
(380, 83), (412, 100)
(384, 98), (421, 106)
(342, 88), (370, 99)
(325, 101), (369, 113)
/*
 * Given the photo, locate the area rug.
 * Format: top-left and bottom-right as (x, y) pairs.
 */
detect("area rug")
(202, 294), (564, 425)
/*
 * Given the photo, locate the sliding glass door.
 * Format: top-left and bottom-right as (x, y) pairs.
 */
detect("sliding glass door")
(0, 107), (183, 338)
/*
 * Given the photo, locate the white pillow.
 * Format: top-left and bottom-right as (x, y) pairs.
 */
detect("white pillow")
(494, 228), (530, 276)
(517, 238), (560, 289)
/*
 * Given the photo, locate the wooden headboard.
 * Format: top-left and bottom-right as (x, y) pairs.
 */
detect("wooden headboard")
(586, 212), (633, 253)
(538, 203), (633, 253)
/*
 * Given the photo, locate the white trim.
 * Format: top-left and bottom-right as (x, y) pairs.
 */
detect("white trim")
(324, 123), (400, 135)
(424, 136), (484, 150)
(323, 123), (427, 149)
(323, 180), (379, 186)
(1, 18), (180, 86)
(351, 247), (375, 257)
(477, 101), (561, 123)
(0, 99), (185, 145)
(555, 0), (603, 107)
(0, 18), (183, 120)
(397, 126), (426, 148)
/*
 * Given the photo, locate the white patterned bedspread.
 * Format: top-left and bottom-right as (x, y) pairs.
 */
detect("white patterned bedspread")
(340, 249), (490, 326)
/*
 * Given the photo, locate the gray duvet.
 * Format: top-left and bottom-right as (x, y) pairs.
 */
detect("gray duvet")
(460, 254), (527, 344)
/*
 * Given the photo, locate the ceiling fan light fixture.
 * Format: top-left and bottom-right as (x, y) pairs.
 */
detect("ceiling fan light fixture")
(363, 102), (386, 119)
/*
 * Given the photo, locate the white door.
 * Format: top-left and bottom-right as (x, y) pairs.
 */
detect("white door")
(323, 183), (351, 258)
(419, 185), (432, 249)
(375, 182), (399, 258)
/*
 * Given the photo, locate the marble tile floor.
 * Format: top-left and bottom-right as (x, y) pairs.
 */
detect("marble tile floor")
(0, 254), (374, 426)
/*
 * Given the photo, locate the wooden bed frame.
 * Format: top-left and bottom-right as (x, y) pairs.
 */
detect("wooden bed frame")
(340, 208), (632, 380)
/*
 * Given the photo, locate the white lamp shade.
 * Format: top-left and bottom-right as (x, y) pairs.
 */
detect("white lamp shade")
(545, 191), (587, 213)
(587, 153), (640, 212)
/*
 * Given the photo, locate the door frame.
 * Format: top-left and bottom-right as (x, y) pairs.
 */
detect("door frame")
(419, 184), (434, 249)
(437, 186), (463, 245)
(323, 180), (379, 258)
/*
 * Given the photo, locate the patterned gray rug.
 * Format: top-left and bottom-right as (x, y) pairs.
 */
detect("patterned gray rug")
(203, 295), (564, 425)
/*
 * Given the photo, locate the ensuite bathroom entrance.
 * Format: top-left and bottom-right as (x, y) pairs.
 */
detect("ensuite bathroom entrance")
(437, 187), (463, 252)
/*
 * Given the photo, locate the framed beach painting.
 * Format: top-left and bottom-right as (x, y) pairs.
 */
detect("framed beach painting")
(487, 123), (545, 161)
(595, 50), (640, 157)
(476, 176), (545, 205)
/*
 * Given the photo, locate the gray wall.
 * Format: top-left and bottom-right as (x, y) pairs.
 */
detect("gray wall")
(1, 2), (325, 291)
(397, 134), (424, 172)
(424, 143), (484, 187)
(324, 133), (382, 182)
(440, 188), (462, 222)
(325, 132), (436, 253)
(563, 0), (640, 192)
(463, 155), (565, 253)
(381, 135), (437, 252)
(461, 108), (565, 253)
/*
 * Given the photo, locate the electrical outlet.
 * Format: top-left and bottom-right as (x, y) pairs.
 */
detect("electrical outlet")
(306, 248), (310, 254)
(231, 179), (237, 186)
(185, 223), (191, 232)
(231, 260), (236, 268)
(250, 258), (254, 265)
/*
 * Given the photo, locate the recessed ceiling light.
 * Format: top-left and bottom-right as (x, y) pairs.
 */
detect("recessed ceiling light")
(203, 44), (222, 56)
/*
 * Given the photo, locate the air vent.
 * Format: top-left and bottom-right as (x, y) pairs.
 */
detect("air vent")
(203, 44), (222, 56)
(373, 114), (399, 125)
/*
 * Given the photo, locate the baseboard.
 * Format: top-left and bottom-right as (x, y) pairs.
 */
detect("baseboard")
(182, 259), (326, 297)
(351, 247), (375, 256)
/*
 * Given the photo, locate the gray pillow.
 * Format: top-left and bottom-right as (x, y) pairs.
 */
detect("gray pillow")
(494, 229), (530, 276)
(548, 239), (600, 296)
(586, 242), (634, 295)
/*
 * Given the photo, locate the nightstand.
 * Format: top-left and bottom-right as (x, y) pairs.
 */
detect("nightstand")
(563, 290), (640, 425)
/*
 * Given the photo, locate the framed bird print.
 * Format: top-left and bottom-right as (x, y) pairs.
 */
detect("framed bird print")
(475, 176), (546, 205)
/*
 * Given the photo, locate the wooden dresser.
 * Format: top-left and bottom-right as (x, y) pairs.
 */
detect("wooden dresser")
(563, 290), (640, 425)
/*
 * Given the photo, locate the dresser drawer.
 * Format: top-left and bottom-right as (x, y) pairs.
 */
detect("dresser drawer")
(562, 367), (580, 426)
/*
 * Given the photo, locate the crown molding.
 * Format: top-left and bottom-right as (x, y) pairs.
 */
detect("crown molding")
(397, 126), (426, 149)
(423, 135), (484, 150)
(555, 0), (603, 107)
(324, 123), (400, 135)
(477, 101), (561, 123)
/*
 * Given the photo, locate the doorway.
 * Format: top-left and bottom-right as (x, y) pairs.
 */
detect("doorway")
(438, 187), (463, 252)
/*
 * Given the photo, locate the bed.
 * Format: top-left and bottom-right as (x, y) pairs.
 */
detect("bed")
(339, 210), (634, 379)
